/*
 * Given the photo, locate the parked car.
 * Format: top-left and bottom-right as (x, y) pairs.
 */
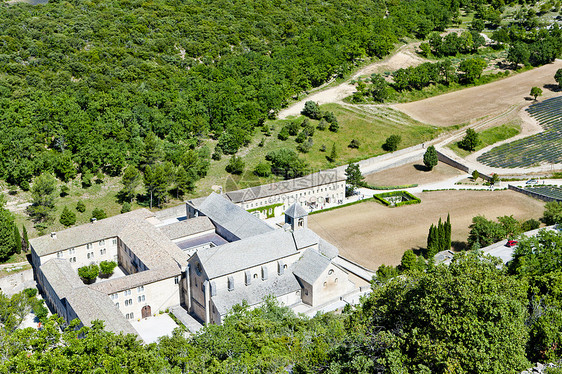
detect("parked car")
(526, 179), (538, 185)
(506, 240), (518, 247)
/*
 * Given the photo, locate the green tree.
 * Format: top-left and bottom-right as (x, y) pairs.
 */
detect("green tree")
(530, 86), (543, 100)
(344, 163), (364, 196)
(225, 155), (245, 175)
(555, 68), (562, 88)
(119, 166), (141, 203)
(358, 253), (530, 373)
(54, 152), (76, 183)
(91, 208), (107, 221)
(78, 264), (100, 283)
(382, 134), (401, 152)
(12, 223), (21, 256)
(458, 57), (487, 83)
(99, 261), (117, 277)
(507, 42), (530, 68)
(542, 201), (562, 225)
(468, 215), (507, 248)
(301, 101), (322, 120)
(174, 166), (196, 197)
(21, 225), (29, 252)
(458, 128), (480, 151)
(121, 202), (131, 214)
(423, 145), (438, 170)
(400, 249), (424, 272)
(253, 162), (272, 177)
(369, 74), (388, 102)
(472, 169), (479, 180)
(140, 132), (162, 170)
(27, 174), (57, 223)
(76, 200), (86, 213)
(266, 149), (308, 179)
(59, 206), (76, 227)
(144, 164), (168, 209)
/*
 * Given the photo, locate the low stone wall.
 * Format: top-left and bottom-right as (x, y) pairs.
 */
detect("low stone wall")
(508, 184), (562, 202)
(436, 150), (469, 173)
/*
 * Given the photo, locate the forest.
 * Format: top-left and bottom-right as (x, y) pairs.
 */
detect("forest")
(0, 0), (467, 193)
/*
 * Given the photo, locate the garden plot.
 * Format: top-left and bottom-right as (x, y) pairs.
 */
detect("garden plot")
(478, 96), (562, 168)
(525, 185), (562, 201)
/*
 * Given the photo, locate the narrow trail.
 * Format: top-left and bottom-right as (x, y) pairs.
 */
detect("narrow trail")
(277, 42), (427, 119)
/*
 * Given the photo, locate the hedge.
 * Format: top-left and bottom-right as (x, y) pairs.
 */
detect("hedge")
(373, 191), (421, 207)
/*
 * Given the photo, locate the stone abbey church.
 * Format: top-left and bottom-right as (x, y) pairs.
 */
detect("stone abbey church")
(30, 175), (360, 336)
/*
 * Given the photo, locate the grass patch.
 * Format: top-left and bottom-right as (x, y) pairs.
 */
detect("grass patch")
(373, 191), (421, 207)
(197, 103), (447, 195)
(448, 119), (521, 157)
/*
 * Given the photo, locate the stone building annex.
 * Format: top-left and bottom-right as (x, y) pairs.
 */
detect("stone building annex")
(30, 192), (368, 336)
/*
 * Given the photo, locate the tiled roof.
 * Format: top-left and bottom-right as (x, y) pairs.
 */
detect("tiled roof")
(291, 249), (332, 285)
(285, 203), (308, 218)
(224, 171), (345, 203)
(196, 193), (273, 239)
(212, 272), (301, 315)
(157, 217), (215, 240)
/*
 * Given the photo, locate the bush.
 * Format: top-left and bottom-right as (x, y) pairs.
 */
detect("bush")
(78, 264), (99, 283)
(211, 146), (222, 161)
(60, 185), (69, 197)
(253, 162), (272, 177)
(348, 139), (360, 149)
(121, 202), (131, 214)
(297, 140), (313, 153)
(301, 101), (322, 119)
(23, 288), (37, 298)
(225, 155), (245, 175)
(382, 134), (402, 152)
(76, 200), (86, 213)
(328, 120), (339, 133)
(521, 218), (540, 231)
(277, 126), (290, 140)
(59, 206), (76, 227)
(99, 260), (117, 278)
(91, 208), (107, 221)
(317, 119), (328, 131)
(33, 300), (49, 321)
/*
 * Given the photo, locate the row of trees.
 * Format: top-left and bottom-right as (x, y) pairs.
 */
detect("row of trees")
(427, 214), (452, 258)
(0, 196), (28, 261)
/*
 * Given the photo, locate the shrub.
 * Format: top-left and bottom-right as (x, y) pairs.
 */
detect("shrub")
(76, 200), (86, 213)
(99, 260), (117, 278)
(91, 208), (107, 221)
(121, 202), (131, 214)
(225, 155), (245, 175)
(521, 218), (540, 231)
(383, 134), (402, 152)
(317, 119), (328, 131)
(348, 139), (360, 149)
(33, 300), (49, 321)
(258, 138), (265, 147)
(60, 185), (69, 197)
(211, 146), (222, 160)
(277, 126), (290, 140)
(59, 206), (76, 227)
(295, 131), (307, 143)
(78, 264), (99, 283)
(329, 120), (339, 132)
(301, 101), (322, 119)
(23, 288), (37, 298)
(253, 162), (272, 177)
(297, 140), (313, 153)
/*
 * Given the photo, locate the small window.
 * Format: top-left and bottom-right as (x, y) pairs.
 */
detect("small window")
(100, 248), (106, 255)
(56, 252), (63, 258)
(138, 295), (145, 302)
(328, 269), (334, 275)
(323, 282), (327, 287)
(99, 240), (105, 246)
(86, 243), (92, 250)
(174, 277), (179, 284)
(115, 302), (119, 308)
(253, 274), (258, 279)
(110, 293), (118, 300)
(335, 278), (338, 283)
(137, 286), (144, 293)
(69, 248), (75, 255)
(112, 239), (117, 245)
(124, 290), (131, 296)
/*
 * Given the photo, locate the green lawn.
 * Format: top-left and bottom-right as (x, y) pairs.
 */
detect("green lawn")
(197, 103), (447, 194)
(448, 120), (521, 158)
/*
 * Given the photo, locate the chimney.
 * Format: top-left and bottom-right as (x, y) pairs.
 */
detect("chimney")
(50, 232), (57, 239)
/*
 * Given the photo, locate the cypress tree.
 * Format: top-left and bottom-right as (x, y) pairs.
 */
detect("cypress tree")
(445, 213), (452, 250)
(437, 218), (445, 251)
(22, 225), (29, 252)
(13, 225), (21, 255)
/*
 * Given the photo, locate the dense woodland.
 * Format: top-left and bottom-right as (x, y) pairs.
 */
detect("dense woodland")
(0, 0), (477, 193)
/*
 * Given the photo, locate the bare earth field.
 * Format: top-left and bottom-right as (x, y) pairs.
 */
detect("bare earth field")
(393, 60), (562, 127)
(364, 162), (463, 186)
(309, 190), (545, 270)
